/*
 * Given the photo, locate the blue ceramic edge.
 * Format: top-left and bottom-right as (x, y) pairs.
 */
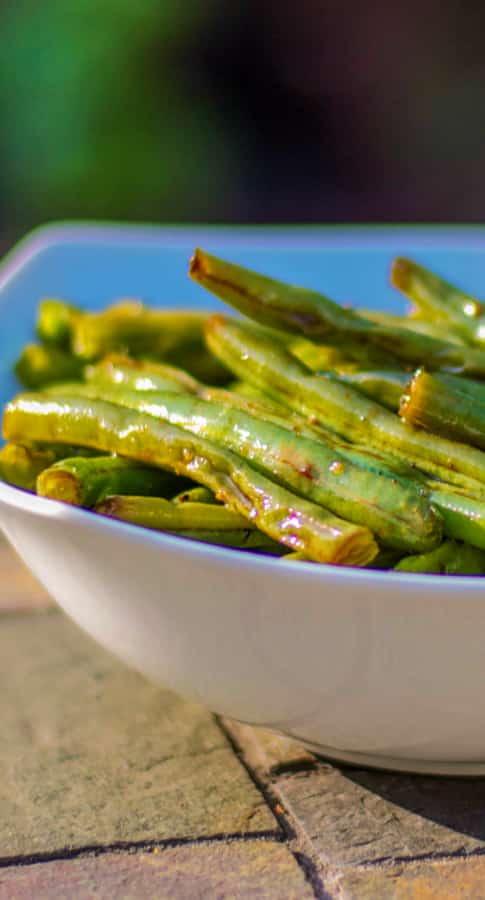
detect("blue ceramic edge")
(4, 219), (485, 283)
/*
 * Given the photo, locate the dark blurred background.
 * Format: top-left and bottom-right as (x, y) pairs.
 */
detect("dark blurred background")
(1, 1), (485, 254)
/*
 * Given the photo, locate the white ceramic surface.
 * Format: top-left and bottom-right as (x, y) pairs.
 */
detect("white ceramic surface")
(2, 223), (485, 775)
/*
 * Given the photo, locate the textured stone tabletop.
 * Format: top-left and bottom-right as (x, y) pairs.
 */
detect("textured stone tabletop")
(2, 536), (485, 899)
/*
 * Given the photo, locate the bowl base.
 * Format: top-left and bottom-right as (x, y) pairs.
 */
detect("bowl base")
(281, 735), (485, 777)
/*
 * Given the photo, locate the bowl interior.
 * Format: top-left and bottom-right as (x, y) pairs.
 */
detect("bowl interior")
(3, 222), (485, 414)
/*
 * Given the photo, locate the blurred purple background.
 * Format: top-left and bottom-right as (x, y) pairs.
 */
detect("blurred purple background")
(1, 1), (484, 254)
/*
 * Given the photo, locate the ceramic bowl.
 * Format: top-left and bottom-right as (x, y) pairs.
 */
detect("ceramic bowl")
(2, 223), (485, 776)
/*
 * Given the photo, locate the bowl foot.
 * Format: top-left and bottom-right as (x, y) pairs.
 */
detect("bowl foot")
(279, 734), (485, 777)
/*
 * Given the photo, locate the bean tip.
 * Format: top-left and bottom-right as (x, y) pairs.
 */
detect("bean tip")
(189, 248), (206, 282)
(95, 496), (120, 516)
(204, 313), (226, 336)
(390, 257), (411, 291)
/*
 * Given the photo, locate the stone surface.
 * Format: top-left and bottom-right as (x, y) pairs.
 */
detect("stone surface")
(337, 855), (485, 900)
(6, 547), (485, 898)
(0, 842), (314, 900)
(0, 538), (52, 610)
(277, 765), (485, 867)
(0, 613), (278, 860)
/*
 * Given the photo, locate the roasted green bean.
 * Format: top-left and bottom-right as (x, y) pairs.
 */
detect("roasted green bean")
(329, 370), (408, 411)
(172, 486), (216, 504)
(400, 369), (485, 450)
(394, 541), (485, 575)
(362, 307), (467, 345)
(96, 496), (283, 551)
(191, 248), (485, 376)
(47, 382), (442, 552)
(96, 496), (249, 530)
(3, 393), (378, 565)
(427, 488), (485, 551)
(0, 443), (58, 491)
(37, 455), (186, 508)
(205, 315), (485, 489)
(86, 354), (200, 394)
(15, 344), (85, 389)
(36, 298), (80, 347)
(391, 257), (483, 342)
(72, 303), (204, 360)
(0, 442), (100, 491)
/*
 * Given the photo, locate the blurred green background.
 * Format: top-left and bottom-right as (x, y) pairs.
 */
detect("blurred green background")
(1, 1), (485, 254)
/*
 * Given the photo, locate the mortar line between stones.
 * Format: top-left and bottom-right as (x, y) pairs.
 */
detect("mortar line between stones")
(217, 716), (333, 900)
(0, 831), (285, 870)
(345, 844), (485, 869)
(215, 718), (295, 839)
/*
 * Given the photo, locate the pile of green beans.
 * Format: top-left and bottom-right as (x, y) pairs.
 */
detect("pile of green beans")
(4, 250), (485, 573)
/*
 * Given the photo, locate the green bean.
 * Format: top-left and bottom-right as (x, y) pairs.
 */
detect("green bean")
(15, 344), (85, 388)
(37, 455), (185, 508)
(85, 356), (408, 464)
(365, 548), (405, 569)
(200, 385), (324, 440)
(172, 486), (216, 504)
(71, 303), (204, 359)
(87, 355), (290, 425)
(206, 386), (432, 494)
(190, 249), (485, 376)
(86, 354), (200, 394)
(3, 393), (378, 566)
(435, 371), (485, 403)
(96, 496), (251, 529)
(50, 381), (441, 552)
(0, 441), (101, 490)
(204, 315), (485, 489)
(0, 443), (58, 491)
(283, 545), (404, 568)
(400, 369), (485, 450)
(49, 376), (435, 490)
(291, 337), (394, 371)
(173, 531), (285, 552)
(391, 257), (483, 342)
(280, 547), (405, 568)
(190, 247), (370, 336)
(228, 379), (287, 407)
(289, 340), (352, 372)
(95, 496), (282, 551)
(428, 488), (485, 550)
(362, 307), (467, 345)
(394, 540), (485, 575)
(280, 551), (310, 562)
(214, 382), (430, 483)
(71, 303), (229, 385)
(171, 348), (231, 386)
(329, 370), (408, 411)
(166, 529), (285, 551)
(221, 381), (345, 443)
(36, 299), (80, 347)
(83, 354), (334, 441)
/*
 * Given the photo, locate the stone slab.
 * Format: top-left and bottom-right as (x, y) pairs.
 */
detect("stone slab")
(276, 765), (485, 867)
(223, 720), (316, 776)
(0, 842), (314, 900)
(337, 854), (485, 900)
(0, 538), (52, 610)
(0, 613), (278, 860)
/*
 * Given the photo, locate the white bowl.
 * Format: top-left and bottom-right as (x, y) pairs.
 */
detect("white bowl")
(2, 222), (485, 776)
